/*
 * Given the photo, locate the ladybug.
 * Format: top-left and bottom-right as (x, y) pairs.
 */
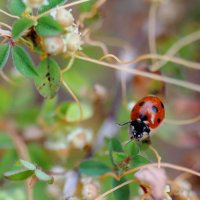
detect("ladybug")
(119, 96), (165, 140)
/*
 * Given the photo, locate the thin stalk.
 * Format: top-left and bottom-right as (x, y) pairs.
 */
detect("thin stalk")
(165, 114), (200, 125)
(37, 0), (90, 19)
(0, 9), (19, 19)
(0, 22), (12, 29)
(95, 179), (138, 200)
(100, 53), (200, 70)
(150, 30), (200, 71)
(62, 56), (75, 73)
(149, 144), (161, 168)
(75, 55), (200, 92)
(61, 76), (83, 120)
(118, 162), (200, 180)
(148, 1), (158, 63)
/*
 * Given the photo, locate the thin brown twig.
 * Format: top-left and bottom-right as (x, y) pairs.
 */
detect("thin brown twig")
(0, 71), (18, 86)
(75, 55), (200, 92)
(164, 114), (200, 125)
(61, 76), (83, 121)
(37, 0), (90, 19)
(118, 163), (200, 180)
(99, 53), (200, 70)
(150, 30), (200, 71)
(148, 1), (159, 63)
(100, 162), (200, 182)
(0, 22), (12, 30)
(78, 0), (107, 25)
(83, 29), (109, 55)
(149, 145), (161, 168)
(0, 9), (19, 19)
(95, 179), (138, 200)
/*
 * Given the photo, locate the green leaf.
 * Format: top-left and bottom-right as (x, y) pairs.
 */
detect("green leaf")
(35, 16), (63, 36)
(35, 169), (54, 184)
(0, 149), (17, 178)
(56, 102), (92, 122)
(124, 141), (139, 157)
(4, 169), (34, 181)
(12, 18), (35, 40)
(79, 160), (111, 176)
(0, 133), (13, 149)
(109, 138), (123, 152)
(38, 0), (68, 14)
(112, 177), (130, 200)
(19, 159), (36, 170)
(139, 142), (149, 151)
(130, 155), (149, 168)
(12, 45), (38, 78)
(28, 144), (53, 170)
(112, 152), (128, 163)
(0, 44), (10, 70)
(109, 138), (123, 166)
(0, 87), (12, 117)
(7, 0), (26, 16)
(34, 58), (61, 98)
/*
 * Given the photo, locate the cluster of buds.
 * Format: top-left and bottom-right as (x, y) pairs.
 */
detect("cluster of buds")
(43, 7), (82, 56)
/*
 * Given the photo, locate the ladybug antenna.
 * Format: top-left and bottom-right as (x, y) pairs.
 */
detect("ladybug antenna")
(117, 121), (132, 126)
(123, 139), (132, 146)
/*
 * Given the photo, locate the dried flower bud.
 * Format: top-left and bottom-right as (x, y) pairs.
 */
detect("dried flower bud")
(66, 128), (93, 149)
(56, 8), (74, 27)
(135, 167), (167, 199)
(82, 182), (100, 200)
(66, 33), (82, 53)
(44, 36), (64, 55)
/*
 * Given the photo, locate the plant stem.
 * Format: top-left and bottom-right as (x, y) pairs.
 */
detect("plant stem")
(61, 76), (83, 121)
(75, 55), (200, 92)
(150, 30), (200, 71)
(0, 9), (19, 19)
(95, 179), (138, 200)
(165, 114), (200, 125)
(37, 0), (90, 19)
(119, 162), (200, 179)
(148, 1), (158, 64)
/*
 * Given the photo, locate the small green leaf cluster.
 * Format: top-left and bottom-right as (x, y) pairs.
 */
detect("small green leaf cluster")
(79, 138), (150, 200)
(4, 159), (54, 184)
(0, 0), (83, 98)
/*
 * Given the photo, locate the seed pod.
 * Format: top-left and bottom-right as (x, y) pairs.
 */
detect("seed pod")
(44, 36), (64, 55)
(67, 33), (81, 53)
(56, 8), (74, 27)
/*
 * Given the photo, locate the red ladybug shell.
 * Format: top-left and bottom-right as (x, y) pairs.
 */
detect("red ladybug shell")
(130, 96), (165, 129)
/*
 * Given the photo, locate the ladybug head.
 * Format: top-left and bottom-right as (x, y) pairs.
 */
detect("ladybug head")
(129, 120), (150, 140)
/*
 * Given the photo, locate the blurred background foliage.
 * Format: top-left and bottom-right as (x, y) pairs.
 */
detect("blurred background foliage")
(0, 0), (200, 199)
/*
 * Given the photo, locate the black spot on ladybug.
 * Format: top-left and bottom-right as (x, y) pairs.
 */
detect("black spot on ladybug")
(139, 101), (145, 106)
(139, 114), (148, 121)
(152, 105), (158, 113)
(157, 118), (161, 123)
(160, 101), (164, 109)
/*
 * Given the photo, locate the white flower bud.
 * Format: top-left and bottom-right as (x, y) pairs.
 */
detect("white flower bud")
(82, 183), (100, 200)
(66, 128), (93, 149)
(67, 33), (82, 52)
(56, 8), (74, 27)
(44, 36), (64, 55)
